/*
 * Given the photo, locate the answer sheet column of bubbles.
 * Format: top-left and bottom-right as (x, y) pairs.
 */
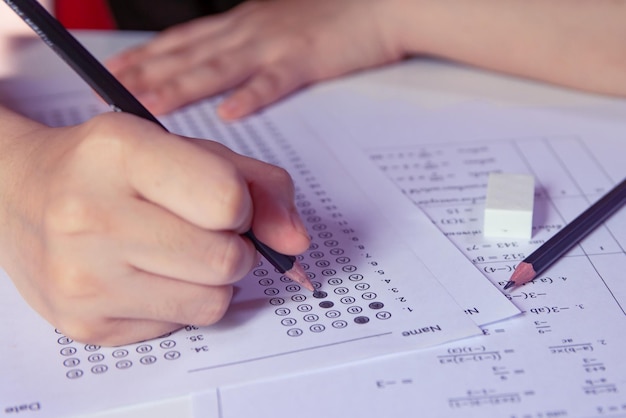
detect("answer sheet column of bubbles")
(42, 97), (416, 380)
(55, 328), (182, 380)
(166, 102), (411, 338)
(253, 118), (400, 337)
(239, 115), (394, 337)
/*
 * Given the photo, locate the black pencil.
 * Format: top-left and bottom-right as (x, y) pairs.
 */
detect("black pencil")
(4, 0), (313, 291)
(504, 178), (626, 290)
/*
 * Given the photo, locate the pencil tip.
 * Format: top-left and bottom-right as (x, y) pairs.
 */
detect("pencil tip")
(284, 261), (314, 292)
(505, 261), (536, 291)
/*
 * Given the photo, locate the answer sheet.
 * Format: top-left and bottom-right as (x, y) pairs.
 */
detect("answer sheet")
(199, 90), (626, 418)
(0, 82), (514, 417)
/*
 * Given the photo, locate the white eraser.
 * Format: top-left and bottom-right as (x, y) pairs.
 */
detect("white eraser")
(483, 172), (534, 239)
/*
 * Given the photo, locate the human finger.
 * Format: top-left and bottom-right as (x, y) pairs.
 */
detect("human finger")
(217, 58), (308, 120)
(197, 141), (311, 254)
(121, 198), (257, 285)
(59, 317), (183, 347)
(45, 242), (234, 343)
(106, 13), (236, 73)
(133, 47), (259, 115)
(110, 115), (253, 231)
(111, 28), (247, 95)
(101, 270), (234, 327)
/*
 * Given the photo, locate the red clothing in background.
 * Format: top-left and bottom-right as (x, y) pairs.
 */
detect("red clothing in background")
(55, 0), (245, 31)
(55, 0), (116, 29)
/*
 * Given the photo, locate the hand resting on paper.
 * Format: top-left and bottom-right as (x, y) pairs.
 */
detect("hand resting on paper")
(0, 107), (310, 345)
(107, 0), (626, 120)
(106, 0), (402, 120)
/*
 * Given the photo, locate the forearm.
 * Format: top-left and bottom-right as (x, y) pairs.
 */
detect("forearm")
(0, 105), (46, 184)
(0, 105), (45, 233)
(0, 105), (49, 303)
(0, 104), (44, 139)
(389, 0), (626, 95)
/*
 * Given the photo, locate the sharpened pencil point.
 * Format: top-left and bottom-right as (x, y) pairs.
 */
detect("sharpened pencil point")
(284, 261), (314, 292)
(506, 261), (537, 290)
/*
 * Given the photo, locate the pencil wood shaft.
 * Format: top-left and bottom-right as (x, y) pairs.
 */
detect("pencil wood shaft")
(506, 178), (626, 289)
(529, 178), (626, 273)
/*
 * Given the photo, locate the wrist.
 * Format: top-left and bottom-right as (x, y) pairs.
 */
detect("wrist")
(379, 0), (441, 56)
(0, 106), (48, 243)
(0, 105), (45, 139)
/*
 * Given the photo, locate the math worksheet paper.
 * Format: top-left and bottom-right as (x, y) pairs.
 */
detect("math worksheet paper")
(202, 91), (626, 418)
(0, 82), (500, 418)
(290, 94), (519, 327)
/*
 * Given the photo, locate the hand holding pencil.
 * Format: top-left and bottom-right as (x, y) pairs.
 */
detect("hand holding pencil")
(0, 108), (310, 346)
(0, 0), (311, 346)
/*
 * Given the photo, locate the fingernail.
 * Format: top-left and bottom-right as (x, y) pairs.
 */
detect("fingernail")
(217, 99), (242, 120)
(290, 209), (309, 239)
